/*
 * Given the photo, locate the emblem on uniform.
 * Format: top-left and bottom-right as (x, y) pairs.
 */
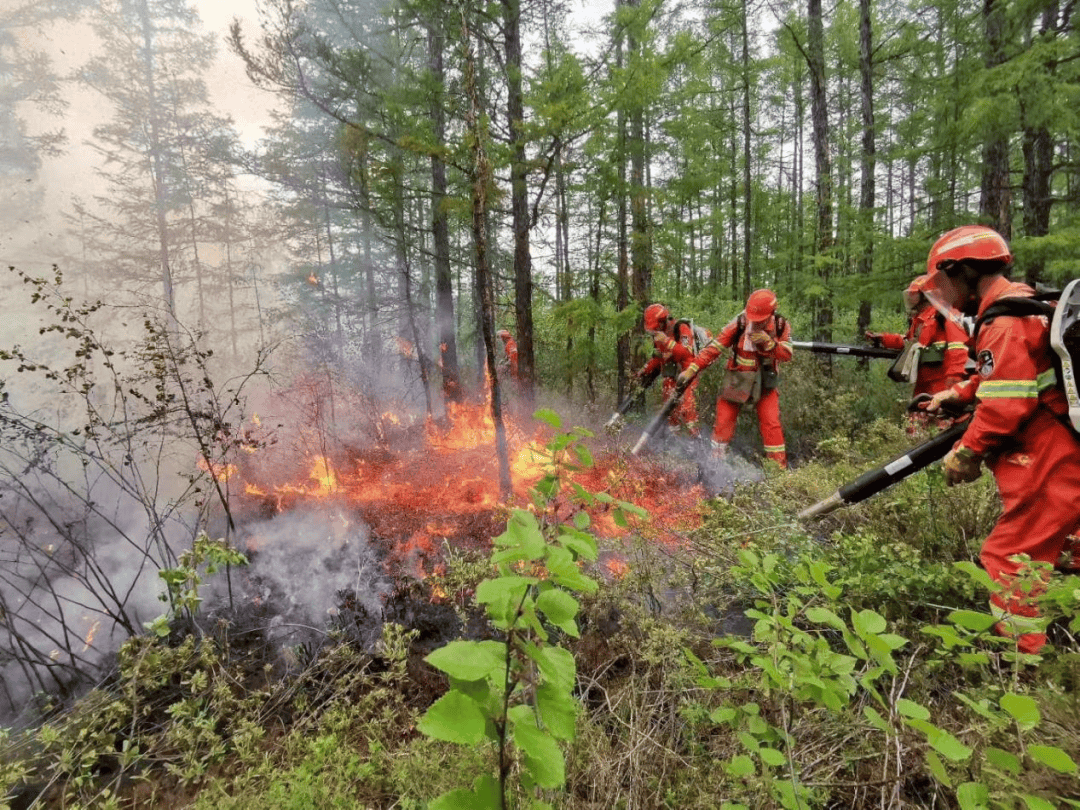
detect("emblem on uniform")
(978, 349), (994, 378)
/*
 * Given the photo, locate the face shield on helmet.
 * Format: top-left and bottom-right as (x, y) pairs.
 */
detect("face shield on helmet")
(745, 289), (777, 323)
(643, 303), (670, 332)
(904, 275), (929, 314)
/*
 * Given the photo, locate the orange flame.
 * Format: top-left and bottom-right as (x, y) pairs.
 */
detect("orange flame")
(197, 456), (237, 482)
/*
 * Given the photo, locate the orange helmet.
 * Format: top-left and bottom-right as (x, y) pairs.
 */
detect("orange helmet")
(643, 303), (670, 332)
(496, 329), (511, 341)
(904, 274), (930, 311)
(926, 225), (1012, 278)
(745, 289), (777, 321)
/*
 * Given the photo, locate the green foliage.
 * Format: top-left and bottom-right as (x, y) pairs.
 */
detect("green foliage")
(145, 533), (248, 637)
(418, 410), (641, 809)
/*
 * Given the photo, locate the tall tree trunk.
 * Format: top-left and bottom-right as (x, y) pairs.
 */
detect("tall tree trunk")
(136, 0), (175, 318)
(980, 0), (1012, 238)
(615, 0), (631, 400)
(462, 4), (511, 499)
(807, 0), (834, 344)
(856, 0), (875, 337)
(1019, 3), (1062, 285)
(740, 0), (752, 300)
(503, 0), (535, 406)
(428, 18), (462, 403)
(626, 0), (650, 371)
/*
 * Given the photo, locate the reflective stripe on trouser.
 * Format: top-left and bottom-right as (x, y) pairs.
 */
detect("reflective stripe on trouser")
(662, 376), (700, 435)
(982, 408), (1080, 652)
(712, 387), (785, 461)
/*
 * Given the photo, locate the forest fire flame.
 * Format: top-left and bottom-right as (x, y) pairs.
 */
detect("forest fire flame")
(226, 398), (705, 589)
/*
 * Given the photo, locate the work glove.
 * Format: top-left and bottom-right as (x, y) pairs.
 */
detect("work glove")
(943, 445), (982, 487)
(922, 387), (961, 413)
(864, 331), (883, 347)
(676, 363), (700, 389)
(749, 331), (776, 352)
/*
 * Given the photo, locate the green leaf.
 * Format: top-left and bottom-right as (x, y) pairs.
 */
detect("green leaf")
(417, 692), (486, 745)
(863, 706), (890, 733)
(475, 576), (536, 609)
(896, 698), (930, 721)
(574, 444), (593, 468)
(558, 531), (598, 561)
(925, 750), (952, 788)
(759, 747), (787, 767)
(906, 719), (972, 762)
(805, 606), (845, 631)
(534, 409), (562, 429)
(999, 693), (1041, 730)
(536, 683), (578, 741)
(1022, 796), (1058, 810)
(954, 560), (995, 589)
(536, 588), (579, 626)
(726, 754), (756, 778)
(425, 640), (507, 681)
(983, 747), (1021, 775)
(429, 776), (501, 810)
(956, 781), (989, 810)
(512, 717), (565, 788)
(947, 610), (998, 632)
(535, 645), (576, 691)
(572, 510), (591, 530)
(1028, 745), (1078, 773)
(853, 608), (887, 636)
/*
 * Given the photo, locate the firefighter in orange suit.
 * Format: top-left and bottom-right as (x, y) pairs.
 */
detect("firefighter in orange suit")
(866, 274), (971, 431)
(637, 303), (701, 437)
(497, 329), (519, 379)
(677, 289), (793, 468)
(923, 225), (1080, 655)
(866, 274), (970, 399)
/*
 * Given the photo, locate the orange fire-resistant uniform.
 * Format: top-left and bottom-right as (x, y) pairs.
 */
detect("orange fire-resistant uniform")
(498, 333), (519, 378)
(944, 276), (1080, 654)
(693, 313), (793, 467)
(640, 320), (700, 436)
(876, 303), (970, 399)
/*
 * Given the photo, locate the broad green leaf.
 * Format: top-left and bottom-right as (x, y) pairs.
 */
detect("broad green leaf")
(726, 754), (756, 778)
(534, 409), (562, 429)
(1028, 744), (1078, 773)
(425, 640), (506, 681)
(417, 692), (485, 744)
(513, 718), (565, 788)
(805, 606), (845, 631)
(711, 707), (739, 725)
(536, 683), (578, 741)
(983, 747), (1021, 775)
(535, 645), (576, 691)
(896, 698), (930, 721)
(1022, 795), (1058, 810)
(537, 589), (579, 625)
(954, 560), (995, 589)
(853, 608), (887, 636)
(863, 706), (890, 733)
(956, 781), (989, 810)
(931, 730), (974, 762)
(475, 576), (536, 609)
(999, 693), (1041, 730)
(948, 610), (998, 632)
(572, 510), (591, 530)
(907, 719), (973, 762)
(574, 444), (593, 468)
(954, 693), (1000, 722)
(558, 531), (598, 561)
(925, 750), (952, 788)
(759, 747), (787, 767)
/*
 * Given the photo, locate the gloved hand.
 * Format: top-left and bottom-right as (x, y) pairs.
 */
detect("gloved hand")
(943, 445), (982, 486)
(676, 363), (699, 389)
(864, 331), (883, 347)
(749, 331), (776, 352)
(923, 387), (961, 413)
